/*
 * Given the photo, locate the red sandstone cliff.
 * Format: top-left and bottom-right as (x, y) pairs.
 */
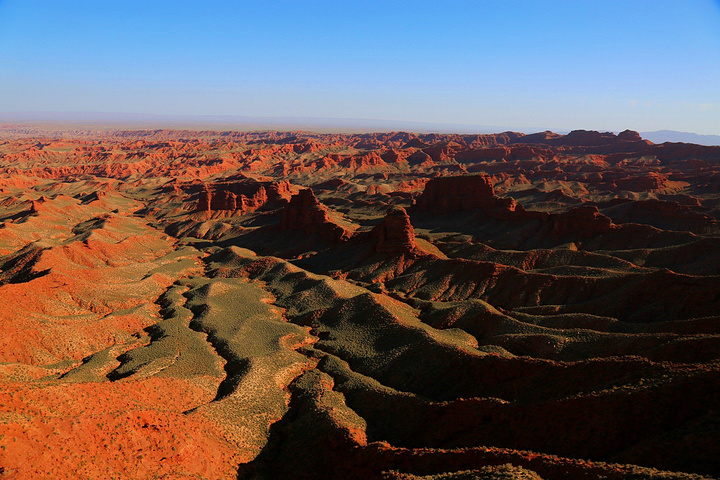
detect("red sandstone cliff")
(413, 174), (521, 219)
(369, 207), (418, 255)
(195, 178), (293, 214)
(280, 189), (354, 243)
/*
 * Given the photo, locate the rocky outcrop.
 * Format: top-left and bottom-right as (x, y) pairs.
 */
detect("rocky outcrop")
(515, 130), (563, 144)
(414, 175), (494, 212)
(394, 178), (429, 193)
(29, 196), (48, 214)
(210, 189), (239, 211)
(454, 145), (554, 163)
(460, 131), (526, 147)
(195, 178), (292, 213)
(617, 129), (643, 142)
(413, 174), (521, 219)
(613, 172), (670, 191)
(545, 129), (647, 147)
(197, 189), (212, 211)
(413, 175), (618, 237)
(339, 152), (386, 171)
(197, 187), (248, 212)
(422, 141), (466, 163)
(406, 150), (434, 166)
(380, 148), (412, 164)
(280, 189), (353, 243)
(79, 191), (107, 204)
(312, 178), (349, 191)
(651, 142), (720, 162)
(603, 199), (719, 234)
(552, 206), (615, 236)
(370, 207), (417, 255)
(557, 130), (631, 147)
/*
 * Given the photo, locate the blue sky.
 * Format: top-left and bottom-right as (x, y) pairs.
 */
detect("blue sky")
(0, 0), (719, 134)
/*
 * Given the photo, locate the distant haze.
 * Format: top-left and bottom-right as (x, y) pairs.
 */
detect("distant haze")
(0, 111), (557, 135)
(0, 112), (720, 145)
(638, 130), (720, 146)
(3, 111), (720, 146)
(0, 1), (719, 135)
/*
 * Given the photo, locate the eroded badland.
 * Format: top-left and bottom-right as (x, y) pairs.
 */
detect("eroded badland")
(1, 128), (719, 479)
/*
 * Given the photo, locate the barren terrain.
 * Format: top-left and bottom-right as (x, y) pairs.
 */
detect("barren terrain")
(1, 128), (719, 479)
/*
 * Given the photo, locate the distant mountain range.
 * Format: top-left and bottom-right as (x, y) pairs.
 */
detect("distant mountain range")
(639, 130), (720, 146)
(1, 111), (718, 145)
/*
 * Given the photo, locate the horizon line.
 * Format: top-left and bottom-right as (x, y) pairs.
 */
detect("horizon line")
(1, 111), (720, 143)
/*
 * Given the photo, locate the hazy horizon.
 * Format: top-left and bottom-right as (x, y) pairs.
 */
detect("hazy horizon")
(0, 110), (565, 135)
(4, 111), (720, 146)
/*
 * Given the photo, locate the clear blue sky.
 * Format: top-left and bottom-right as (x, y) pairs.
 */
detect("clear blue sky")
(1, 0), (719, 134)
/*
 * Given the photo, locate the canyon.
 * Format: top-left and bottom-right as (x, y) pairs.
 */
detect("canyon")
(0, 128), (719, 479)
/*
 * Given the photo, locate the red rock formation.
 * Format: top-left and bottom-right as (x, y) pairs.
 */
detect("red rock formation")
(370, 207), (417, 255)
(415, 174), (494, 213)
(29, 196), (48, 214)
(340, 152), (386, 171)
(453, 145), (554, 164)
(606, 199), (719, 234)
(280, 189), (353, 243)
(406, 150), (434, 166)
(412, 175), (620, 236)
(651, 142), (720, 162)
(403, 137), (430, 149)
(414, 174), (521, 219)
(380, 148), (412, 164)
(210, 190), (237, 211)
(292, 141), (323, 154)
(548, 129), (646, 147)
(365, 184), (391, 195)
(3, 131), (720, 479)
(558, 130), (622, 147)
(460, 131), (526, 147)
(455, 147), (510, 162)
(197, 189), (212, 212)
(422, 141), (466, 163)
(313, 178), (349, 191)
(617, 129), (643, 142)
(80, 191), (107, 204)
(394, 178), (429, 193)
(310, 154), (342, 170)
(237, 186), (268, 211)
(195, 178), (292, 213)
(552, 206), (614, 236)
(614, 172), (669, 191)
(515, 130), (563, 144)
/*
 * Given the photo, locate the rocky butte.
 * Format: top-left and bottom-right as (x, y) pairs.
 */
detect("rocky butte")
(413, 174), (522, 219)
(370, 207), (418, 255)
(280, 188), (355, 243)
